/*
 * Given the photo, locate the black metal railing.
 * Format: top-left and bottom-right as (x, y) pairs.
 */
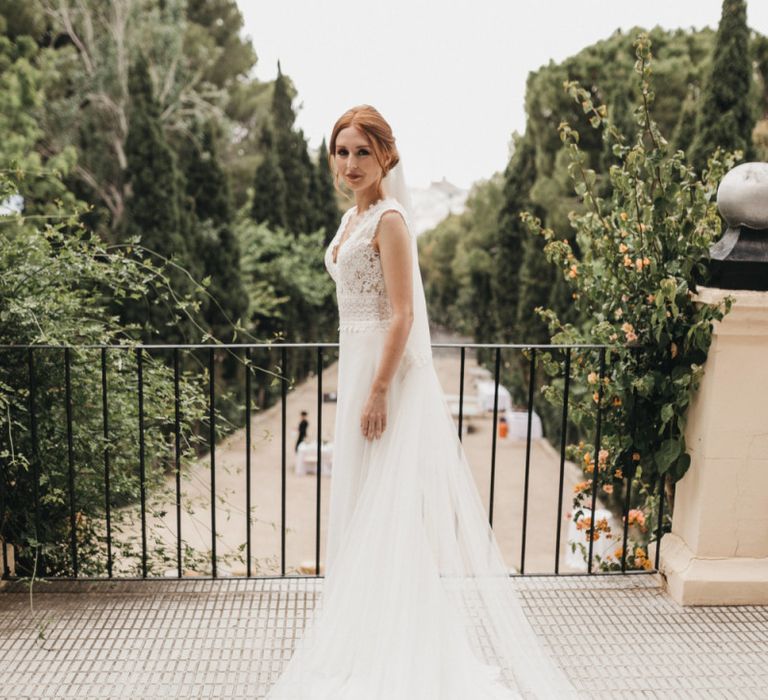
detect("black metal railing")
(0, 342), (668, 581)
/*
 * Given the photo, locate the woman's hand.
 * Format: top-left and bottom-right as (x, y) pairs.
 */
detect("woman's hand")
(360, 385), (388, 440)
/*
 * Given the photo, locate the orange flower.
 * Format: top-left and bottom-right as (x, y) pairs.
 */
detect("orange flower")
(619, 243), (628, 254)
(573, 480), (591, 494)
(575, 516), (591, 531)
(619, 212), (628, 222)
(621, 321), (638, 343)
(602, 483), (614, 494)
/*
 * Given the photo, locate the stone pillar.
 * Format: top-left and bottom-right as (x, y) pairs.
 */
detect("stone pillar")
(659, 162), (768, 605)
(659, 287), (768, 604)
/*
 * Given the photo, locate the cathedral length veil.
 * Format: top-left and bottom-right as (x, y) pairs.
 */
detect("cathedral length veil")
(265, 161), (576, 699)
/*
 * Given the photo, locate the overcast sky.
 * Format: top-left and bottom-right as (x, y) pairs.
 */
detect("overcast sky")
(237, 1), (768, 190)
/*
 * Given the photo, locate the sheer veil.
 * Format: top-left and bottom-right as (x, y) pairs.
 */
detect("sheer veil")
(381, 162), (433, 368)
(381, 159), (576, 697)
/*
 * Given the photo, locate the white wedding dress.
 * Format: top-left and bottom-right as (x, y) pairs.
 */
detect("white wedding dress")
(265, 197), (575, 699)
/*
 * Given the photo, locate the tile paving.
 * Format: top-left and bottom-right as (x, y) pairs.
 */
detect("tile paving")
(1, 574), (767, 698)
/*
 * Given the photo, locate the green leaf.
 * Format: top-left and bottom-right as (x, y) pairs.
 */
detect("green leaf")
(655, 438), (681, 473)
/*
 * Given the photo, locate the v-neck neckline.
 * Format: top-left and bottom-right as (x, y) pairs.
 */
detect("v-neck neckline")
(333, 197), (388, 262)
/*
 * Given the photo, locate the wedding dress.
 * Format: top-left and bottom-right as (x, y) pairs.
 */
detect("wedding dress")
(265, 195), (576, 699)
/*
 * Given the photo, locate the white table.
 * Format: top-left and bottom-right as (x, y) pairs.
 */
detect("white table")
(504, 409), (543, 440)
(476, 380), (512, 413)
(295, 441), (333, 476)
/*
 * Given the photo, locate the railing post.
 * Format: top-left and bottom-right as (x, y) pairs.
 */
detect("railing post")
(209, 347), (217, 578)
(554, 348), (571, 574)
(101, 347), (113, 579)
(587, 347), (607, 573)
(245, 347), (253, 578)
(27, 348), (44, 577)
(488, 347), (501, 527)
(136, 347), (147, 579)
(520, 348), (536, 574)
(315, 346), (323, 576)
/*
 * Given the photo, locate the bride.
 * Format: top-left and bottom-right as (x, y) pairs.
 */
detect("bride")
(265, 105), (575, 699)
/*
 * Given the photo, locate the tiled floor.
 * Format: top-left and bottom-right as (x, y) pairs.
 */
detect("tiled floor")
(1, 574), (767, 699)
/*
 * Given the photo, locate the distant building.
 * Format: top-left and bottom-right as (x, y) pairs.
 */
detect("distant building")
(408, 176), (468, 237)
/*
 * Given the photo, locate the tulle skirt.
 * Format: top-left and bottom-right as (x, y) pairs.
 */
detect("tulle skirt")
(265, 329), (575, 699)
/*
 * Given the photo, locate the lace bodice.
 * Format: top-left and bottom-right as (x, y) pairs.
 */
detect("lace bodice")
(324, 197), (410, 333)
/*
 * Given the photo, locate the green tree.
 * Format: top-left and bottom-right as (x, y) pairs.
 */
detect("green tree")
(418, 218), (462, 329)
(419, 177), (503, 340)
(0, 0), (45, 40)
(752, 34), (768, 160)
(671, 86), (699, 155)
(251, 123), (288, 230)
(121, 52), (190, 341)
(0, 32), (216, 578)
(180, 120), (247, 342)
(271, 63), (313, 235)
(689, 0), (755, 170)
(313, 138), (341, 244)
(526, 35), (735, 568)
(185, 0), (256, 89)
(37, 0), (251, 235)
(493, 131), (540, 343)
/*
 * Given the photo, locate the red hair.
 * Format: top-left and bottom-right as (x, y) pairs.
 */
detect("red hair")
(328, 105), (400, 199)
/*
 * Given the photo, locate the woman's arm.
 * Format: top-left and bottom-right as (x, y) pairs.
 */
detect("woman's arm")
(360, 211), (414, 440)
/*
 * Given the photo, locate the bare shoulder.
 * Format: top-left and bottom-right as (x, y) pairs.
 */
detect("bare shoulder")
(373, 208), (410, 250)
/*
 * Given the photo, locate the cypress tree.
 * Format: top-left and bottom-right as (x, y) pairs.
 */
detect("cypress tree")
(272, 60), (295, 129)
(185, 121), (232, 225)
(122, 52), (190, 341)
(671, 86), (699, 156)
(251, 123), (288, 230)
(124, 53), (184, 257)
(271, 63), (312, 235)
(492, 132), (539, 342)
(314, 138), (341, 244)
(277, 129), (312, 235)
(181, 121), (248, 342)
(689, 0), (754, 170)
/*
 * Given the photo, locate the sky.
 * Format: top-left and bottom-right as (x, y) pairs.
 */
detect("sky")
(237, 1), (768, 190)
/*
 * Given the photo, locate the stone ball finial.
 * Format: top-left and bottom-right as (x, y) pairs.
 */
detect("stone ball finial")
(717, 162), (768, 230)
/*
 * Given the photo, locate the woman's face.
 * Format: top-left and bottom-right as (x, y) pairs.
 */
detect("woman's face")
(334, 126), (383, 195)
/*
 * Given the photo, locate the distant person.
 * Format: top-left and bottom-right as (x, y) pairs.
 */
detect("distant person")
(295, 411), (308, 452)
